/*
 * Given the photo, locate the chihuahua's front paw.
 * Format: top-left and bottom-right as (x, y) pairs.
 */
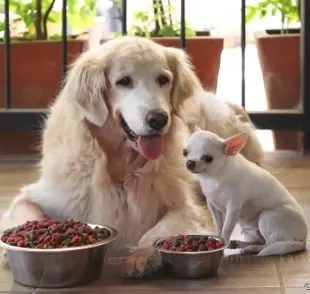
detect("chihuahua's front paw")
(229, 239), (263, 250)
(123, 248), (160, 278)
(228, 240), (239, 249)
(221, 234), (231, 245)
(215, 229), (222, 237)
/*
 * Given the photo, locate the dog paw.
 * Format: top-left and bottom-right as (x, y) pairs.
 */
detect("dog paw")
(228, 240), (239, 249)
(240, 244), (265, 255)
(123, 248), (160, 278)
(240, 248), (257, 255)
(229, 239), (264, 250)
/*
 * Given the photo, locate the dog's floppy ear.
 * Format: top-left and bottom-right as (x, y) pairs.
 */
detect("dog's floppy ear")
(62, 53), (108, 127)
(165, 47), (202, 111)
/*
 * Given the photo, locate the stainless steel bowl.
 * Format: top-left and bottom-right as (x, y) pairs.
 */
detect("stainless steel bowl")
(153, 234), (229, 279)
(0, 223), (118, 288)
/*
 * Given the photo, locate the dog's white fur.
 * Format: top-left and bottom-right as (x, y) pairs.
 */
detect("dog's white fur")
(186, 130), (307, 256)
(1, 37), (264, 276)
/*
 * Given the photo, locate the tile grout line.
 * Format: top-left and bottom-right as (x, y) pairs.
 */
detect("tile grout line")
(275, 258), (286, 294)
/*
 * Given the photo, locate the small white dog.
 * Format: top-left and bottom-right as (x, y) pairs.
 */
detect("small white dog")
(184, 130), (307, 256)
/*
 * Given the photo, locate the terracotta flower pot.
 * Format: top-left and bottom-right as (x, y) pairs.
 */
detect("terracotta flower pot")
(152, 37), (224, 91)
(0, 40), (85, 108)
(0, 40), (85, 156)
(255, 34), (301, 151)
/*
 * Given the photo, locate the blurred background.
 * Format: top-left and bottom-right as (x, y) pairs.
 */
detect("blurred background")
(0, 0), (303, 155)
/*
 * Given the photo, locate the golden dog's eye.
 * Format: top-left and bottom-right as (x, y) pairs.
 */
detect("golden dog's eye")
(183, 149), (188, 157)
(201, 155), (213, 163)
(157, 75), (170, 86)
(116, 76), (132, 87)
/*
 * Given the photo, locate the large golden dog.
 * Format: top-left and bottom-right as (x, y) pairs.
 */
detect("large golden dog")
(1, 37), (263, 277)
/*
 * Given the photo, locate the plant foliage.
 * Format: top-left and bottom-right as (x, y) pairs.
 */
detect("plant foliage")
(246, 0), (300, 33)
(128, 0), (196, 37)
(0, 0), (96, 41)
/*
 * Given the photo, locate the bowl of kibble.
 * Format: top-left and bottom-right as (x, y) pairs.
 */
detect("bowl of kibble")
(0, 219), (118, 288)
(154, 234), (229, 279)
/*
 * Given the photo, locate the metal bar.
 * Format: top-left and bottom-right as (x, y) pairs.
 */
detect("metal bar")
(241, 0), (246, 108)
(4, 0), (11, 109)
(180, 0), (186, 49)
(0, 110), (302, 131)
(300, 0), (310, 154)
(248, 111), (303, 131)
(0, 111), (48, 130)
(61, 0), (68, 79)
(122, 0), (127, 35)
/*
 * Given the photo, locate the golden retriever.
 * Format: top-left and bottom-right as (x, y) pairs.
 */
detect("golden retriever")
(1, 37), (263, 277)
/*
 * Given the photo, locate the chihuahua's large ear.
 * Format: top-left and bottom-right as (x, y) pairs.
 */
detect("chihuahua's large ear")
(165, 47), (202, 111)
(224, 132), (248, 156)
(62, 53), (108, 127)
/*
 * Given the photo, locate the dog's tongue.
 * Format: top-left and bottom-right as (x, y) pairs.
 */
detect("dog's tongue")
(137, 135), (164, 160)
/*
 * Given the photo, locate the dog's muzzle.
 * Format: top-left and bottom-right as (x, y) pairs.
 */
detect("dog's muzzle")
(120, 111), (168, 161)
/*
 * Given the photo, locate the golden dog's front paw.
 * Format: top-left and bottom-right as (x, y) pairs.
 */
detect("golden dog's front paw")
(123, 248), (160, 278)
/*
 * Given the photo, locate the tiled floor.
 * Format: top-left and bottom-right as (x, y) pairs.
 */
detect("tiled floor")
(0, 152), (310, 293)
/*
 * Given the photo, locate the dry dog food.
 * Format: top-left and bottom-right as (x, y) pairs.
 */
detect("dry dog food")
(1, 219), (110, 249)
(158, 235), (225, 252)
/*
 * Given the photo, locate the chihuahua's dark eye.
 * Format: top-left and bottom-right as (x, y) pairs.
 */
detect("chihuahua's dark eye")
(201, 155), (213, 163)
(157, 75), (170, 86)
(116, 76), (132, 87)
(183, 149), (188, 157)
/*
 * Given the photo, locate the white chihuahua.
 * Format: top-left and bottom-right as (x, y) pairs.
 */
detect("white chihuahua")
(184, 130), (307, 256)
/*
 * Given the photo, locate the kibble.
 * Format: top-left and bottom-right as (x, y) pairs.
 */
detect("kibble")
(158, 235), (225, 252)
(1, 219), (110, 249)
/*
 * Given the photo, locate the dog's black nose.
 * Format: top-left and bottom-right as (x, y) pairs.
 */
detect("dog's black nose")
(186, 160), (196, 171)
(146, 109), (168, 130)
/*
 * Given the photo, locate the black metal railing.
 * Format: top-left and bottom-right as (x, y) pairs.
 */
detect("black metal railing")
(4, 0), (11, 109)
(300, 0), (310, 152)
(61, 0), (68, 78)
(0, 0), (310, 153)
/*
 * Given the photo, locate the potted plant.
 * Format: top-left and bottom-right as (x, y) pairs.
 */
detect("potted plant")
(246, 0), (301, 151)
(0, 0), (96, 156)
(0, 0), (97, 108)
(127, 0), (224, 91)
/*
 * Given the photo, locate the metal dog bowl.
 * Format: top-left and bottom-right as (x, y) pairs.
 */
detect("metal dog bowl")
(154, 234), (229, 279)
(0, 224), (118, 288)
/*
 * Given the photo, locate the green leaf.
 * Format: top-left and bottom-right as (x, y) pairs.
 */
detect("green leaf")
(271, 7), (277, 15)
(134, 11), (149, 22)
(246, 7), (257, 22)
(114, 32), (123, 38)
(260, 9), (267, 18)
(160, 25), (175, 37)
(128, 25), (146, 37)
